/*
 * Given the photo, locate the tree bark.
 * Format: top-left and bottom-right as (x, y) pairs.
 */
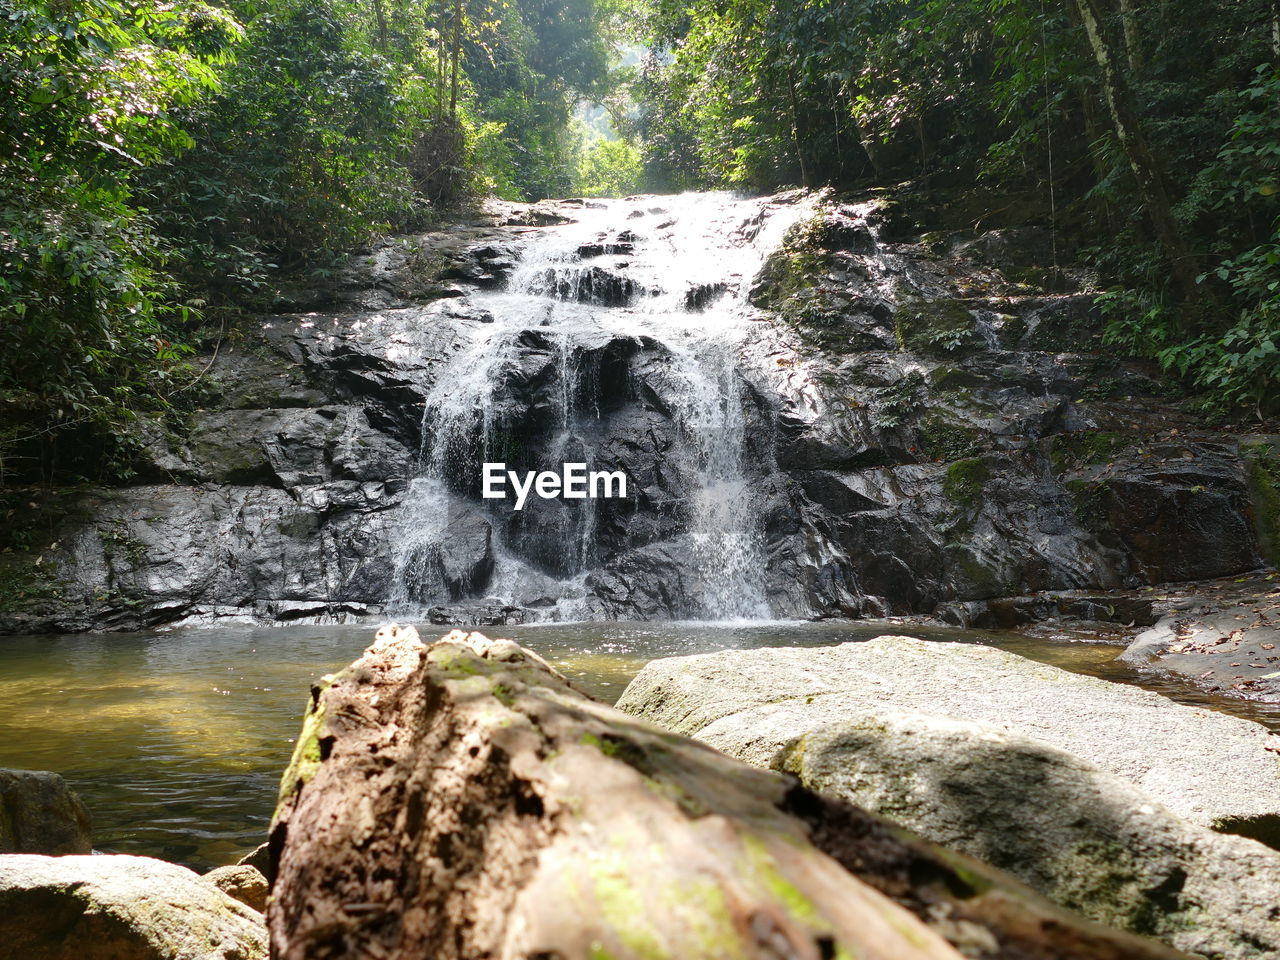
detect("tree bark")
(1072, 0), (1201, 316)
(448, 0), (462, 120)
(1117, 0), (1141, 73)
(268, 626), (1193, 960)
(786, 63), (811, 188)
(371, 0), (387, 52)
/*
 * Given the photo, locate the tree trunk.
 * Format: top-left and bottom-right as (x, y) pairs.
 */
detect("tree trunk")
(448, 0), (463, 120)
(786, 63), (811, 188)
(371, 0), (387, 51)
(1072, 0), (1201, 316)
(268, 626), (1193, 960)
(1117, 0), (1141, 73)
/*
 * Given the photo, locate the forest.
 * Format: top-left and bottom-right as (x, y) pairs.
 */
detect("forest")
(5, 4), (1280, 957)
(1, 0), (1277, 490)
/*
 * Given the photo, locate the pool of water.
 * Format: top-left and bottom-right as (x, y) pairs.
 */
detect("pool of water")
(3, 618), (1278, 871)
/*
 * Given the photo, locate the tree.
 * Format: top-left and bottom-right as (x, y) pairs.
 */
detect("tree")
(1071, 0), (1200, 313)
(0, 0), (240, 481)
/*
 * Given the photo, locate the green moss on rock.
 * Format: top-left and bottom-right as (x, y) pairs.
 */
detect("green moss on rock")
(1243, 440), (1280, 567)
(1050, 431), (1130, 473)
(750, 219), (834, 310)
(894, 298), (980, 357)
(277, 675), (337, 807)
(943, 458), (990, 507)
(918, 415), (982, 462)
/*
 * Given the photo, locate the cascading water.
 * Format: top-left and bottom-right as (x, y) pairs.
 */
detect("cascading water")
(389, 192), (811, 622)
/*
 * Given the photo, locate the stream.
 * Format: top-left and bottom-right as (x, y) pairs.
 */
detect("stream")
(3, 619), (1280, 871)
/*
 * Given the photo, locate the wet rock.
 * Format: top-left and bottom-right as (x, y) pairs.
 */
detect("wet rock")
(936, 590), (1160, 629)
(500, 204), (573, 226)
(426, 602), (526, 626)
(202, 864), (268, 913)
(778, 712), (1280, 960)
(529, 264), (639, 306)
(583, 539), (703, 619)
(1123, 598), (1280, 701)
(7, 190), (1273, 632)
(204, 345), (330, 411)
(0, 770), (92, 856)
(616, 635), (1280, 837)
(577, 240), (635, 257)
(0, 853), (267, 959)
(952, 226), (1056, 271)
(683, 280), (728, 310)
(33, 481), (405, 631)
(1060, 440), (1261, 583)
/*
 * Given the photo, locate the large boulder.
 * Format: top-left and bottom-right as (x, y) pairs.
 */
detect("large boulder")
(0, 853), (267, 959)
(615, 636), (1280, 842)
(0, 769), (92, 855)
(778, 712), (1280, 960)
(268, 626), (1187, 960)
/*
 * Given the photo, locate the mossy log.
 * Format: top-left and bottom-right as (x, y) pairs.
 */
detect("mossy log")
(268, 626), (1190, 960)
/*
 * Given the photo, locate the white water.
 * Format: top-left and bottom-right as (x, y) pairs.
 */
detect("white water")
(390, 192), (811, 620)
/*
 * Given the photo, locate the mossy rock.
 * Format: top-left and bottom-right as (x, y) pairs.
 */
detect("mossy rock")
(750, 220), (834, 310)
(869, 373), (926, 430)
(918, 414), (982, 462)
(1064, 477), (1112, 527)
(1050, 431), (1131, 473)
(894, 298), (980, 357)
(946, 544), (1014, 598)
(1023, 298), (1102, 352)
(774, 293), (885, 355)
(995, 314), (1029, 349)
(927, 366), (987, 393)
(943, 458), (990, 508)
(1242, 439), (1280, 567)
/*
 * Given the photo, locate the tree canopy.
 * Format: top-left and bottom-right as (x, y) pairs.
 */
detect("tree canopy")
(1, 0), (1276, 487)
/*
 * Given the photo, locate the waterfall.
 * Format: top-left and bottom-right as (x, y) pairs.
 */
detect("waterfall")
(389, 192), (810, 622)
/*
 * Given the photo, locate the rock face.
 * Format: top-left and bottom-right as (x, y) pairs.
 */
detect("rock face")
(0, 769), (92, 855)
(2, 192), (1273, 631)
(0, 853), (267, 960)
(268, 626), (1187, 960)
(615, 636), (1280, 841)
(778, 712), (1280, 960)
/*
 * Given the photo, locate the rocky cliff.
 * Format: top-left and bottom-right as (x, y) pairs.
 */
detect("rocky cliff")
(2, 190), (1274, 633)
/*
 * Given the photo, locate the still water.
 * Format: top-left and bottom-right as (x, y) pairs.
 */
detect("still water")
(2, 619), (1277, 870)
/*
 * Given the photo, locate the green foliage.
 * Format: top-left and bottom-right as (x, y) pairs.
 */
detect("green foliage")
(577, 137), (643, 198)
(0, 0), (239, 482)
(1, 0), (624, 485)
(870, 372), (925, 430)
(142, 0), (426, 293)
(628, 0), (1280, 416)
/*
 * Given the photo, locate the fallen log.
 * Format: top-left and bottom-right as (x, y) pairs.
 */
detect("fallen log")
(268, 626), (1189, 960)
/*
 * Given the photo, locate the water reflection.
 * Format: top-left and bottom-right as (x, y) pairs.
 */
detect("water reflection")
(1, 619), (1276, 870)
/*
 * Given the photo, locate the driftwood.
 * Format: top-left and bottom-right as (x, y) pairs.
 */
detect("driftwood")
(268, 626), (1190, 960)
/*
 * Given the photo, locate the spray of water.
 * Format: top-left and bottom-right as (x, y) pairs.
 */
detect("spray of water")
(390, 192), (810, 621)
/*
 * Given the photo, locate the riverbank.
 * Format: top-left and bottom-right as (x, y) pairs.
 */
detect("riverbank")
(4, 617), (1280, 872)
